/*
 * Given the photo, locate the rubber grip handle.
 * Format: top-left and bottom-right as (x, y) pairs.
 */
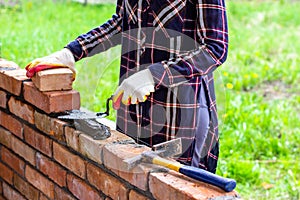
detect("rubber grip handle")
(179, 165), (236, 192)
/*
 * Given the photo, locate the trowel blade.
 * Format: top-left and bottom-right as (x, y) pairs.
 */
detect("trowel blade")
(58, 110), (107, 120)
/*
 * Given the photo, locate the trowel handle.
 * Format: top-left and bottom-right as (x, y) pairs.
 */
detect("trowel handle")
(96, 95), (122, 118)
(96, 96), (113, 118)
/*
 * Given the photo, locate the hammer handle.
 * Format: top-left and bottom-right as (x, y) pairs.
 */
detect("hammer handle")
(179, 165), (236, 192)
(152, 156), (236, 192)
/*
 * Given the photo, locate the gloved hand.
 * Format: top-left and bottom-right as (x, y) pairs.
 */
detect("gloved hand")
(25, 48), (76, 79)
(113, 69), (155, 107)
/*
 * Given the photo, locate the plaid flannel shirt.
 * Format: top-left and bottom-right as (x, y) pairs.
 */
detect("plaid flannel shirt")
(67, 0), (228, 172)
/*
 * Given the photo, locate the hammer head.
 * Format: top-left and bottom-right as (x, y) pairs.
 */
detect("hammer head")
(123, 138), (182, 170)
(152, 138), (182, 158)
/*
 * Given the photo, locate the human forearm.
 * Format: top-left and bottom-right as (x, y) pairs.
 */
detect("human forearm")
(66, 0), (124, 61)
(66, 14), (122, 61)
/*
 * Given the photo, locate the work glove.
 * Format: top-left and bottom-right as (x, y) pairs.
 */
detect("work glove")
(113, 69), (155, 107)
(25, 48), (76, 79)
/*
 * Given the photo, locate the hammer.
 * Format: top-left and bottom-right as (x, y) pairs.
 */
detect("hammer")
(124, 138), (236, 192)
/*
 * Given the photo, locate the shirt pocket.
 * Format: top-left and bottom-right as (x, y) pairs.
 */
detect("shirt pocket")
(151, 0), (186, 37)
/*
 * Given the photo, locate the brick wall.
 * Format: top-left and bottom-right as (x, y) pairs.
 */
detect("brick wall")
(0, 63), (239, 200)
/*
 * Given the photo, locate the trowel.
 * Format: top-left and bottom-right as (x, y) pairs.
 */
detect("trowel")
(58, 95), (120, 140)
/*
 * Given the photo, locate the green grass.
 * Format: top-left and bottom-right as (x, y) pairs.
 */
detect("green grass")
(1, 0), (299, 199)
(218, 1), (300, 199)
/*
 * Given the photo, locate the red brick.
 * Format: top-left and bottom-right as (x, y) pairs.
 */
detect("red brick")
(39, 194), (49, 200)
(0, 127), (12, 148)
(23, 82), (80, 114)
(65, 126), (80, 151)
(0, 59), (20, 69)
(25, 165), (55, 199)
(87, 163), (128, 200)
(13, 173), (39, 200)
(149, 172), (239, 200)
(0, 90), (6, 109)
(103, 142), (151, 191)
(50, 118), (67, 142)
(24, 125), (52, 157)
(67, 174), (103, 200)
(11, 136), (36, 166)
(53, 142), (86, 179)
(129, 190), (150, 200)
(0, 162), (13, 184)
(1, 147), (25, 176)
(102, 141), (149, 170)
(0, 110), (23, 138)
(34, 111), (51, 134)
(78, 134), (104, 164)
(54, 185), (76, 200)
(2, 182), (26, 200)
(79, 129), (134, 165)
(0, 69), (29, 96)
(36, 152), (67, 187)
(31, 68), (74, 92)
(8, 96), (34, 124)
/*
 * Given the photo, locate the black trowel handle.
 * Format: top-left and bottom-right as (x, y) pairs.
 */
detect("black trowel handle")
(96, 96), (113, 118)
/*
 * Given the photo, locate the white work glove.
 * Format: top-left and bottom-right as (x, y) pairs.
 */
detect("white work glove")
(25, 48), (76, 79)
(113, 69), (155, 106)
